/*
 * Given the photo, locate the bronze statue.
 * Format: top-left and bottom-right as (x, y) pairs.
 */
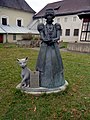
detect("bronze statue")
(36, 8), (65, 88)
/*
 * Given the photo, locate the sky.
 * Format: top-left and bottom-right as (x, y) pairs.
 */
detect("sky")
(25, 0), (60, 13)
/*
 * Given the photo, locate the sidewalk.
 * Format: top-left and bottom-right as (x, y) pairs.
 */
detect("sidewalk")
(31, 47), (90, 54)
(31, 47), (68, 52)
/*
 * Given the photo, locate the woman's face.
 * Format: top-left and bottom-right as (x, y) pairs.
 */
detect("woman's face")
(46, 14), (53, 23)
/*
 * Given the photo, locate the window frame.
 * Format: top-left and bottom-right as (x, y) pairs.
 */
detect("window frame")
(60, 29), (62, 36)
(64, 17), (68, 22)
(1, 15), (9, 25)
(57, 18), (60, 23)
(13, 34), (16, 40)
(73, 29), (79, 36)
(16, 18), (23, 27)
(80, 18), (90, 41)
(73, 16), (77, 22)
(65, 29), (70, 36)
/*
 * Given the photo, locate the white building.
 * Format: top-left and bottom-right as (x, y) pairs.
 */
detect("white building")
(0, 0), (35, 43)
(29, 0), (90, 43)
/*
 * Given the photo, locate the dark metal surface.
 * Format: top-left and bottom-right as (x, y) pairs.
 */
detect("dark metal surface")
(36, 9), (65, 88)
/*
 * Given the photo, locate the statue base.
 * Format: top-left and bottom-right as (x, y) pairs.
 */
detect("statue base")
(16, 80), (68, 95)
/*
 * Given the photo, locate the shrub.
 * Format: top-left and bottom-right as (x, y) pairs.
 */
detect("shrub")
(22, 33), (33, 40)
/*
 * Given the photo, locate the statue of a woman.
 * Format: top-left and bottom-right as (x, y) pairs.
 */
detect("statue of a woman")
(36, 8), (65, 88)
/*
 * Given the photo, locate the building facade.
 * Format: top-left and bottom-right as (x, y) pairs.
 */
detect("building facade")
(29, 0), (90, 43)
(0, 0), (35, 43)
(54, 15), (82, 42)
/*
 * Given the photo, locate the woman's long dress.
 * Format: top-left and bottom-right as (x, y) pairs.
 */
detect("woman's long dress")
(36, 23), (65, 88)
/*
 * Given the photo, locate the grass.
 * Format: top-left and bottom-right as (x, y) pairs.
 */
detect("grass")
(0, 44), (90, 120)
(60, 42), (68, 48)
(0, 43), (17, 48)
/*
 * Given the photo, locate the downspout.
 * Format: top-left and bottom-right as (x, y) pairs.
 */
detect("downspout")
(6, 33), (8, 43)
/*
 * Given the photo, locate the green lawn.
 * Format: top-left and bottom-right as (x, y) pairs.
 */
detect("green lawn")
(0, 45), (90, 120)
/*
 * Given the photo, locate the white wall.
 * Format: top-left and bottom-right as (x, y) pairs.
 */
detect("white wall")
(54, 15), (82, 42)
(2, 34), (23, 43)
(29, 14), (83, 42)
(0, 7), (34, 27)
(0, 7), (35, 43)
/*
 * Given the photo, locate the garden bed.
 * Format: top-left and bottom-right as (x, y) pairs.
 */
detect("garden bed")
(17, 39), (41, 47)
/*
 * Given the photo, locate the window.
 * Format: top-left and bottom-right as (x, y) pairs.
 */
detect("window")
(64, 17), (68, 22)
(17, 20), (21, 27)
(57, 18), (60, 23)
(82, 22), (88, 31)
(2, 18), (7, 25)
(80, 18), (90, 41)
(13, 34), (16, 40)
(86, 32), (90, 41)
(60, 29), (62, 36)
(65, 29), (70, 36)
(73, 16), (77, 22)
(1, 16), (9, 25)
(74, 29), (79, 36)
(87, 22), (90, 31)
(81, 32), (86, 40)
(16, 18), (23, 27)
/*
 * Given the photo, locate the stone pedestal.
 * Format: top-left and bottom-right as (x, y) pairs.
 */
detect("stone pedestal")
(16, 71), (68, 95)
(21, 80), (68, 95)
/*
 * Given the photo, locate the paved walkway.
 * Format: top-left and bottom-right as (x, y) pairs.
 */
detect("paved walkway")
(31, 47), (90, 54)
(31, 47), (68, 52)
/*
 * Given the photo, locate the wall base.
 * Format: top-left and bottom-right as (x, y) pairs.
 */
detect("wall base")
(67, 42), (90, 53)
